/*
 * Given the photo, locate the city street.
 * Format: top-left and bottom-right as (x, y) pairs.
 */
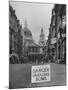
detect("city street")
(9, 2), (66, 89)
(9, 63), (66, 89)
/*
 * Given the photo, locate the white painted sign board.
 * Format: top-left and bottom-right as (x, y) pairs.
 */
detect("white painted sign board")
(31, 64), (51, 83)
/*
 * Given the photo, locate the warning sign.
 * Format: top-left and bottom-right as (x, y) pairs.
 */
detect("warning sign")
(31, 64), (51, 83)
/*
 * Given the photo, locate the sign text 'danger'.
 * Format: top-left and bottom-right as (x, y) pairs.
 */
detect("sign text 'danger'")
(31, 64), (51, 83)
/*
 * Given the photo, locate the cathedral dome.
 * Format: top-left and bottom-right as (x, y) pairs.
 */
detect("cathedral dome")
(23, 27), (32, 37)
(23, 19), (32, 37)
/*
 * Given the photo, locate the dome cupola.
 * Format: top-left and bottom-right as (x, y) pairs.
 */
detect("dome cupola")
(23, 19), (32, 37)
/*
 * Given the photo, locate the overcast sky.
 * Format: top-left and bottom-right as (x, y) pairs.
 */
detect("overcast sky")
(10, 1), (54, 44)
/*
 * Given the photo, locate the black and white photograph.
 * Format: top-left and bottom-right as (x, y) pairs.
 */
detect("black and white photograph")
(9, 1), (66, 89)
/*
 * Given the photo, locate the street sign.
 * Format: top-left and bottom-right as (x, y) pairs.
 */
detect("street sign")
(31, 64), (51, 83)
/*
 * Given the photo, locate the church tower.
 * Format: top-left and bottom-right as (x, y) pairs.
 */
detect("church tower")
(39, 27), (46, 46)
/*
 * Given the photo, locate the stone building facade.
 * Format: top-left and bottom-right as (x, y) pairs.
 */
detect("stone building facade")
(27, 27), (48, 63)
(9, 5), (23, 63)
(48, 4), (66, 63)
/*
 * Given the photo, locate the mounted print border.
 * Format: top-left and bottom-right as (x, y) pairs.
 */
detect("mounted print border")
(9, 1), (66, 89)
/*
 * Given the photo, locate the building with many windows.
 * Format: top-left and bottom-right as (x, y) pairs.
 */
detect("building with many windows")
(27, 43), (46, 63)
(9, 4), (23, 63)
(48, 4), (66, 63)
